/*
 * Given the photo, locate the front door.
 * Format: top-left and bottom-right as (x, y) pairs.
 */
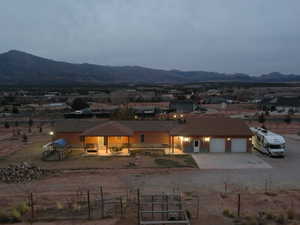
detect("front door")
(194, 140), (200, 152)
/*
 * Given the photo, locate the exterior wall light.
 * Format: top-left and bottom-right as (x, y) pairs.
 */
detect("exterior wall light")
(227, 138), (231, 141)
(180, 114), (184, 118)
(249, 137), (252, 141)
(204, 137), (210, 142)
(173, 114), (177, 118)
(49, 131), (54, 136)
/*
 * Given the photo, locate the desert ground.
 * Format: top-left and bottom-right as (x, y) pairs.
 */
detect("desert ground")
(1, 123), (300, 225)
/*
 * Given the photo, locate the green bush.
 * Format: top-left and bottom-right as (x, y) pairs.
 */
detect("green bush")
(10, 208), (22, 222)
(16, 202), (29, 215)
(154, 158), (183, 168)
(56, 201), (64, 209)
(223, 209), (235, 218)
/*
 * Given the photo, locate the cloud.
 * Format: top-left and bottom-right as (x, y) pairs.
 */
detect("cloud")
(0, 0), (299, 74)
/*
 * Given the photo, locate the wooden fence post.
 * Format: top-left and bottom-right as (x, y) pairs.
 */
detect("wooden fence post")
(137, 189), (140, 225)
(197, 196), (200, 219)
(166, 194), (169, 220)
(237, 194), (241, 217)
(30, 192), (34, 221)
(151, 195), (154, 219)
(87, 190), (91, 219)
(100, 186), (104, 219)
(179, 192), (182, 210)
(120, 197), (123, 217)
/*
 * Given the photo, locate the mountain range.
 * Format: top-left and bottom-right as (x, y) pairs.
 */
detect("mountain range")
(0, 50), (300, 85)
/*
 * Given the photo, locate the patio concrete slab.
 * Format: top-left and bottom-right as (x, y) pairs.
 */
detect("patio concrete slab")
(191, 153), (272, 169)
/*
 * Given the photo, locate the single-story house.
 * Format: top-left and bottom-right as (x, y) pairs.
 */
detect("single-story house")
(53, 117), (252, 155)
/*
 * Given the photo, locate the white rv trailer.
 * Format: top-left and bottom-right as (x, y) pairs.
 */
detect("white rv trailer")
(250, 127), (286, 157)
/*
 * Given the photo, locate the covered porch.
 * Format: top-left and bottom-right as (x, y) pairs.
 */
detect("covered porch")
(83, 136), (130, 156)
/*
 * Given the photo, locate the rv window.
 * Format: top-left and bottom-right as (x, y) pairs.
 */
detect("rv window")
(269, 144), (282, 149)
(257, 136), (261, 142)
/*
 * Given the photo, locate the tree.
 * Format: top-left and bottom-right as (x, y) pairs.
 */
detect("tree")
(12, 106), (19, 114)
(22, 134), (28, 143)
(288, 108), (295, 115)
(111, 108), (135, 120)
(270, 106), (276, 112)
(71, 98), (89, 110)
(4, 121), (10, 129)
(28, 118), (33, 127)
(284, 115), (292, 124)
(264, 110), (270, 116)
(39, 124), (43, 133)
(258, 113), (266, 124)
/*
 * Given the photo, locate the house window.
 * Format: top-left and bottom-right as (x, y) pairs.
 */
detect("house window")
(140, 134), (145, 143)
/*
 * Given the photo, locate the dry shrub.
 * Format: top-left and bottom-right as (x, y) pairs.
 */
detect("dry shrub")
(223, 209), (235, 218)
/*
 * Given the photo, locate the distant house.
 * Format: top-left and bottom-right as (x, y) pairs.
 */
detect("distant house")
(260, 96), (300, 112)
(169, 100), (199, 113)
(53, 117), (252, 155)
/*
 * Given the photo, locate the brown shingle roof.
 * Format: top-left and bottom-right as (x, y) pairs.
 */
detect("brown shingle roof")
(118, 120), (177, 132)
(54, 119), (108, 133)
(81, 121), (133, 136)
(170, 118), (252, 137)
(56, 118), (251, 137)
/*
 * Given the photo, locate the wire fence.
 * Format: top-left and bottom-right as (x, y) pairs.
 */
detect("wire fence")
(1, 184), (300, 224)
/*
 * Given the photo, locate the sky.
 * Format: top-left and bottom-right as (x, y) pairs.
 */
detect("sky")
(0, 0), (300, 75)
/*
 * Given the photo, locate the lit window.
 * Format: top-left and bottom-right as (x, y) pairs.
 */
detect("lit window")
(204, 137), (210, 142)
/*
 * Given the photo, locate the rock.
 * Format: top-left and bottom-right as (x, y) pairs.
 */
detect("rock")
(0, 162), (56, 184)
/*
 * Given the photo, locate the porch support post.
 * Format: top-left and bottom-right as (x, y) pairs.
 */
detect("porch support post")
(168, 136), (171, 153)
(82, 136), (85, 152)
(106, 136), (108, 153)
(172, 136), (174, 153)
(128, 136), (130, 151)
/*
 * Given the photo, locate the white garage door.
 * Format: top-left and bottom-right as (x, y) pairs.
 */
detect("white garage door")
(210, 138), (225, 152)
(231, 138), (247, 153)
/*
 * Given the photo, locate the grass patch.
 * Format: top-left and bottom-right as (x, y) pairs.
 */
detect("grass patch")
(154, 158), (184, 168)
(182, 155), (198, 168)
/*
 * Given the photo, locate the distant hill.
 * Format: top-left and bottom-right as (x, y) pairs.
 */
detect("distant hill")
(0, 50), (299, 85)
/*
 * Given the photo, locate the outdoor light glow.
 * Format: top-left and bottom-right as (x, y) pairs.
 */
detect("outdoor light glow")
(183, 137), (190, 142)
(173, 114), (177, 118)
(249, 138), (252, 141)
(180, 114), (184, 118)
(227, 138), (231, 141)
(49, 131), (54, 136)
(204, 137), (210, 142)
